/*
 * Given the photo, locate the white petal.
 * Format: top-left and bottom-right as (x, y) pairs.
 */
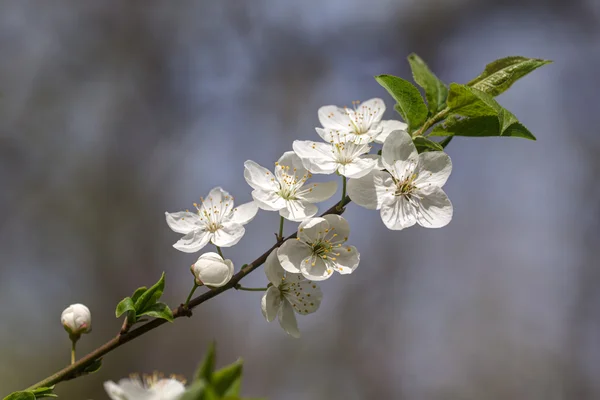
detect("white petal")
(318, 105), (352, 131)
(261, 286), (281, 323)
(297, 217), (329, 243)
(280, 200), (318, 222)
(416, 186), (453, 228)
(283, 278), (322, 315)
(197, 187), (235, 221)
(103, 381), (127, 400)
(315, 127), (335, 142)
(381, 129), (418, 174)
(278, 299), (300, 338)
(347, 170), (395, 210)
(293, 140), (338, 175)
(192, 253), (234, 287)
(333, 245), (360, 274)
(264, 250), (285, 285)
(244, 160), (278, 191)
(297, 181), (338, 203)
(357, 98), (386, 127)
(278, 239), (311, 274)
(375, 120), (409, 144)
(252, 189), (286, 211)
(165, 211), (203, 234)
(275, 151), (308, 183)
(229, 201), (258, 225)
(300, 257), (334, 281)
(153, 379), (186, 399)
(380, 197), (417, 230)
(414, 151), (452, 189)
(115, 379), (149, 399)
(339, 156), (378, 179)
(211, 222), (245, 247)
(321, 214), (350, 242)
(173, 229), (211, 253)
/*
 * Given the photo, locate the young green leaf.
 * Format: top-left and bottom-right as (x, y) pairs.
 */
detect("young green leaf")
(137, 302), (173, 322)
(375, 74), (428, 132)
(179, 380), (207, 400)
(134, 272), (166, 312)
(131, 286), (148, 303)
(4, 392), (35, 400)
(430, 115), (536, 140)
(413, 136), (444, 153)
(407, 53), (448, 114)
(30, 386), (57, 399)
(81, 358), (103, 375)
(212, 359), (243, 396)
(439, 136), (453, 149)
(467, 56), (552, 96)
(446, 83), (499, 117)
(115, 297), (136, 318)
(195, 341), (217, 383)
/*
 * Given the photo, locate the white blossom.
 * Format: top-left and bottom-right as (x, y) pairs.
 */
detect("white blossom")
(261, 251), (322, 338)
(191, 252), (234, 287)
(165, 187), (258, 253)
(347, 130), (453, 230)
(277, 215), (359, 281)
(244, 151), (338, 222)
(104, 373), (185, 400)
(61, 303), (91, 337)
(317, 98), (408, 144)
(292, 138), (378, 179)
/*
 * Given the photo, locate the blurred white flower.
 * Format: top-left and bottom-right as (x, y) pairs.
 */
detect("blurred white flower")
(261, 251), (322, 338)
(165, 187), (258, 253)
(277, 215), (359, 281)
(244, 151), (337, 222)
(317, 98), (408, 144)
(292, 138), (378, 178)
(61, 303), (91, 337)
(191, 252), (234, 287)
(104, 373), (185, 400)
(348, 130), (453, 230)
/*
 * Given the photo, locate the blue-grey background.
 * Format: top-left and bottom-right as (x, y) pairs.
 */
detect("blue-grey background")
(1, 1), (598, 399)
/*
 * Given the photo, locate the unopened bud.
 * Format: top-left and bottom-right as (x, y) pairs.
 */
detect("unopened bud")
(191, 252), (234, 287)
(61, 303), (91, 338)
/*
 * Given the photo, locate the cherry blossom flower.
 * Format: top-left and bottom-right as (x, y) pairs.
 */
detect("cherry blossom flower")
(165, 187), (258, 253)
(277, 215), (359, 281)
(61, 304), (91, 337)
(191, 252), (234, 287)
(244, 151), (337, 222)
(261, 251), (322, 338)
(104, 373), (185, 400)
(347, 130), (453, 230)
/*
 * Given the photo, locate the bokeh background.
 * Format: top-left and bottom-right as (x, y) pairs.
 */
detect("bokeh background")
(1, 0), (599, 399)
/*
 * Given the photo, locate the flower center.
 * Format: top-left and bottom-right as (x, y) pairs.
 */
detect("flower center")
(193, 195), (231, 232)
(128, 372), (186, 390)
(275, 163), (309, 200)
(394, 173), (418, 197)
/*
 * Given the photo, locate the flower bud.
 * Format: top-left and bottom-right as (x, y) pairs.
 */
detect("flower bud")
(191, 252), (234, 287)
(61, 303), (91, 338)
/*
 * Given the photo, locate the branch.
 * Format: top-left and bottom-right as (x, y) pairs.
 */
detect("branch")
(25, 196), (352, 391)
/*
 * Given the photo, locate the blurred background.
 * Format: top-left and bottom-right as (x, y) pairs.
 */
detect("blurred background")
(0, 0), (598, 399)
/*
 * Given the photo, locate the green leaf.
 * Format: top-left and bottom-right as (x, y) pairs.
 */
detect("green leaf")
(82, 358), (103, 375)
(407, 53), (448, 114)
(179, 380), (207, 400)
(131, 286), (148, 303)
(446, 83), (499, 117)
(195, 342), (216, 383)
(4, 392), (35, 400)
(30, 387), (57, 399)
(134, 272), (166, 312)
(213, 359), (243, 396)
(439, 136), (453, 149)
(115, 297), (136, 318)
(413, 136), (444, 153)
(137, 302), (173, 322)
(375, 74), (428, 132)
(467, 56), (552, 96)
(430, 115), (536, 140)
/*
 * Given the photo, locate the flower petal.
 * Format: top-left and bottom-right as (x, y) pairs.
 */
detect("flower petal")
(381, 129), (418, 175)
(297, 181), (338, 203)
(104, 381), (127, 400)
(380, 196), (417, 230)
(416, 186), (453, 228)
(300, 257), (334, 281)
(339, 156), (378, 179)
(279, 200), (318, 222)
(252, 189), (286, 211)
(283, 278), (323, 315)
(244, 160), (278, 191)
(192, 252), (234, 287)
(293, 140), (338, 175)
(347, 170), (395, 210)
(297, 216), (329, 243)
(264, 250), (285, 285)
(275, 151), (308, 183)
(229, 201), (258, 225)
(321, 214), (350, 243)
(315, 127), (335, 142)
(278, 239), (312, 274)
(375, 120), (408, 144)
(173, 229), (211, 253)
(114, 379), (151, 399)
(211, 222), (245, 247)
(278, 299), (300, 338)
(318, 105), (352, 131)
(261, 286), (281, 323)
(154, 379), (186, 398)
(357, 98), (385, 127)
(414, 151), (452, 188)
(333, 245), (360, 274)
(165, 211), (203, 234)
